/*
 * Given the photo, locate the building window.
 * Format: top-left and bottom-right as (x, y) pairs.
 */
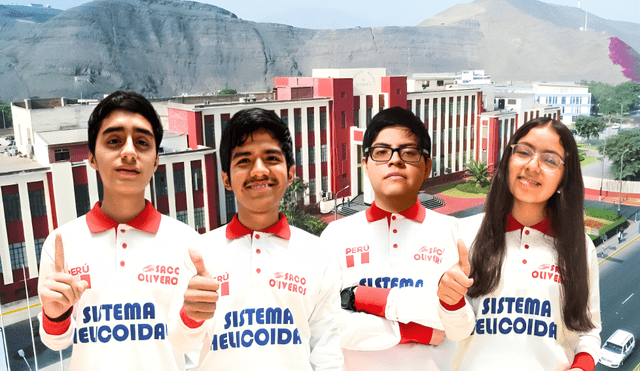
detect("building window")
(366, 108), (372, 126)
(561, 97), (566, 105)
(29, 189), (47, 217)
(415, 100), (421, 117)
(482, 126), (489, 138)
(176, 210), (188, 224)
(35, 238), (45, 264)
(353, 109), (359, 127)
(341, 91), (346, 99)
(307, 108), (314, 132)
(154, 172), (168, 197)
(2, 193), (22, 222)
(508, 99), (517, 105)
(54, 149), (70, 162)
(321, 176), (328, 192)
(174, 169), (186, 193)
(74, 185), (90, 217)
(471, 96), (476, 114)
(294, 110), (302, 133)
(449, 100), (454, 116)
(424, 100), (429, 120)
(437, 80), (444, 87)
(551, 96), (558, 104)
(191, 166), (203, 191)
(309, 178), (316, 195)
(321, 145), (328, 162)
(296, 148), (302, 167)
(319, 109), (326, 130)
(194, 207), (205, 230)
(225, 190), (236, 220)
(9, 242), (26, 270)
(341, 111), (346, 129)
(309, 147), (315, 165)
(281, 109), (289, 126)
(204, 115), (215, 148)
(221, 114), (230, 132)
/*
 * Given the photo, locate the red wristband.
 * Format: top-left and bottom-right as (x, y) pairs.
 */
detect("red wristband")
(42, 308), (72, 335)
(354, 286), (391, 317)
(399, 322), (433, 344)
(570, 352), (595, 371)
(180, 306), (205, 329)
(439, 297), (466, 311)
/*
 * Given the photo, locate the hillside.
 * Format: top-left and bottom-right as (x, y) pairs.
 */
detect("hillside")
(0, 0), (637, 101)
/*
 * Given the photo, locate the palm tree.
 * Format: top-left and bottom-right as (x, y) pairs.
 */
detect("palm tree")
(465, 160), (490, 188)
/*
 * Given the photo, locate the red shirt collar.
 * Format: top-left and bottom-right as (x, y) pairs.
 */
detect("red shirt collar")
(365, 200), (426, 224)
(506, 214), (554, 237)
(225, 213), (291, 240)
(85, 201), (161, 234)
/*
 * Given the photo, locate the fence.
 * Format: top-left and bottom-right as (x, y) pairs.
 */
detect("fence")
(583, 176), (640, 194)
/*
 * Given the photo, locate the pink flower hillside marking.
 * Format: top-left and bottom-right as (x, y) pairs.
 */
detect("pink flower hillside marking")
(609, 37), (640, 82)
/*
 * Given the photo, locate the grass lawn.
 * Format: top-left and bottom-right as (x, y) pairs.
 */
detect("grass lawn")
(577, 143), (599, 151)
(441, 187), (488, 198)
(580, 156), (598, 167)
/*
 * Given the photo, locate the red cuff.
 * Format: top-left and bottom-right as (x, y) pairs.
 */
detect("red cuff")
(439, 297), (466, 311)
(570, 352), (595, 371)
(354, 286), (391, 317)
(399, 322), (433, 345)
(42, 309), (72, 336)
(180, 306), (205, 329)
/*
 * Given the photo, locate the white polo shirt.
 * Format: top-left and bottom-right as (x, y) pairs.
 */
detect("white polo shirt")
(38, 201), (197, 371)
(438, 214), (601, 371)
(168, 214), (343, 371)
(320, 200), (460, 371)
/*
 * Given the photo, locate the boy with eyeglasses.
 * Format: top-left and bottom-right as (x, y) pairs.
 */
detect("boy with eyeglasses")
(321, 107), (461, 370)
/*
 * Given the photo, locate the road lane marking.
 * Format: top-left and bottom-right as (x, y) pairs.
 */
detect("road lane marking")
(622, 293), (634, 305)
(599, 234), (640, 266)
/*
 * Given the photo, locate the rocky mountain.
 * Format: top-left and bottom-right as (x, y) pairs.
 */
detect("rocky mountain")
(0, 0), (637, 101)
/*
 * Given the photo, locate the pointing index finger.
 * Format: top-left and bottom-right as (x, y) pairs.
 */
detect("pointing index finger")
(54, 233), (65, 273)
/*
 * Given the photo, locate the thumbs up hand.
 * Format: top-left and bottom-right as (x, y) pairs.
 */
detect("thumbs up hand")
(437, 239), (474, 306)
(40, 234), (89, 319)
(183, 248), (219, 322)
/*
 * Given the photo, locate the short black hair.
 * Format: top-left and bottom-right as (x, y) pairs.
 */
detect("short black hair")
(219, 108), (294, 175)
(88, 91), (163, 155)
(362, 107), (431, 161)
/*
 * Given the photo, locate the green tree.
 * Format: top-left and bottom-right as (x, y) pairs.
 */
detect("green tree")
(582, 81), (640, 123)
(218, 88), (237, 95)
(465, 159), (490, 188)
(280, 177), (327, 236)
(574, 116), (605, 143)
(599, 129), (640, 180)
(0, 102), (12, 128)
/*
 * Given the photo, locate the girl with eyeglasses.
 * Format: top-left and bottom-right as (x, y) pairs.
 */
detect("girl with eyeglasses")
(436, 117), (601, 371)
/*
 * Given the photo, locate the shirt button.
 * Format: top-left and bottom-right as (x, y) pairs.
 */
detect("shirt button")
(256, 268), (261, 274)
(256, 249), (261, 254)
(524, 244), (529, 249)
(391, 216), (396, 221)
(522, 259), (527, 264)
(120, 261), (125, 267)
(255, 234), (260, 239)
(525, 230), (530, 235)
(122, 243), (127, 249)
(393, 243), (398, 249)
(393, 229), (398, 234)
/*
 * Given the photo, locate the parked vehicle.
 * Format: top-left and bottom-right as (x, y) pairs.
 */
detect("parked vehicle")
(600, 329), (635, 368)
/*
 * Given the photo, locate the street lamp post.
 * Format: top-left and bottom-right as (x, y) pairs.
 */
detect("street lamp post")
(620, 103), (624, 124)
(599, 136), (606, 201)
(619, 148), (630, 214)
(334, 185), (350, 221)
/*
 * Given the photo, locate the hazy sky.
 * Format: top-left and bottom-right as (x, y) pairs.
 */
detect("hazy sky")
(4, 0), (639, 28)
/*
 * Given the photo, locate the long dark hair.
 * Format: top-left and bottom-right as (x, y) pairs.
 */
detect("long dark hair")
(468, 117), (594, 332)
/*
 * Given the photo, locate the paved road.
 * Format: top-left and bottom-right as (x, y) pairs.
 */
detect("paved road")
(596, 222), (640, 370)
(2, 317), (71, 371)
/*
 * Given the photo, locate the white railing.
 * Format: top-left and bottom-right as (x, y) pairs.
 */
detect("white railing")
(583, 176), (640, 194)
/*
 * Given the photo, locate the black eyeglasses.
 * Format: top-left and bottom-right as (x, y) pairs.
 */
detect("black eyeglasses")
(365, 146), (429, 163)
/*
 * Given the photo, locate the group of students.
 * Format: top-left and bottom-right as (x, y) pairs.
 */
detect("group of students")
(37, 90), (601, 371)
